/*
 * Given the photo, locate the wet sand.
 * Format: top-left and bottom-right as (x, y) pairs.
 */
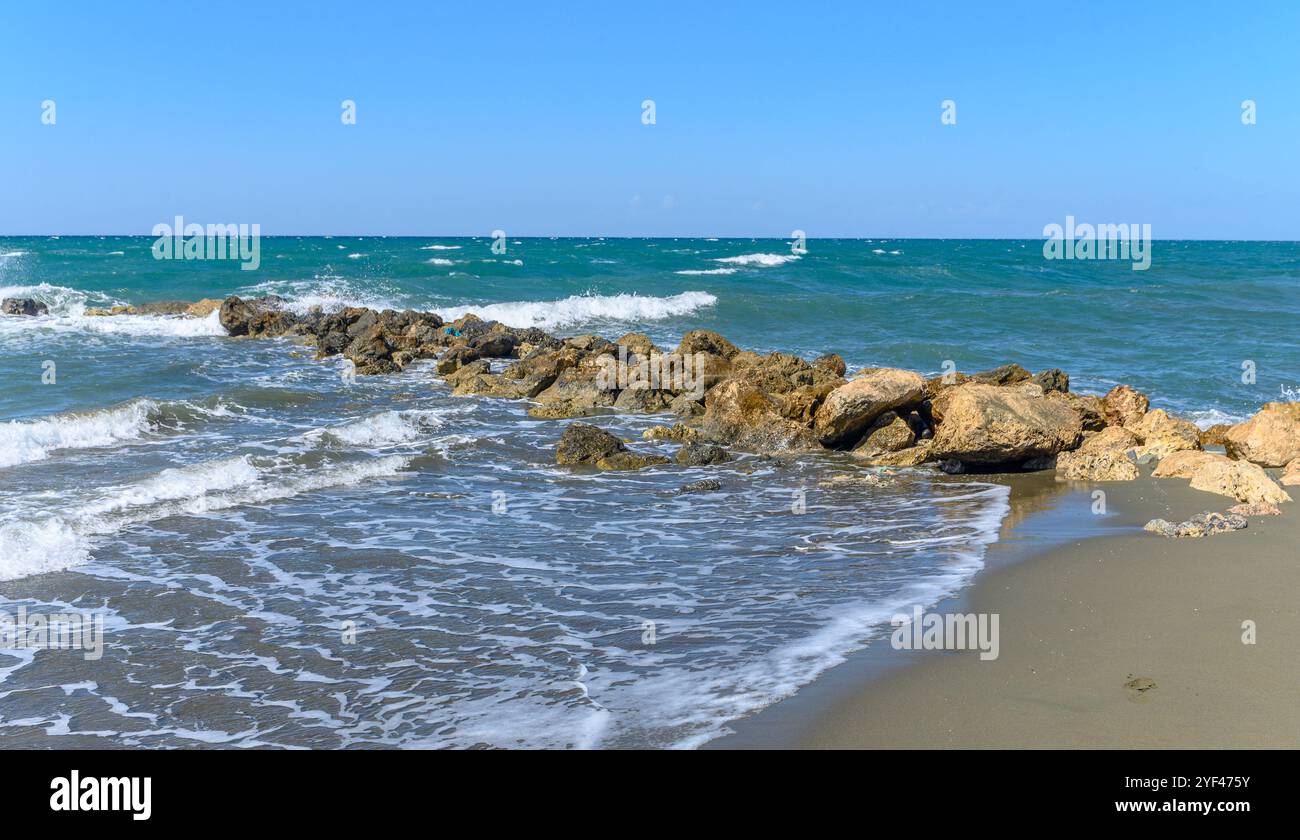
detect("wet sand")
(714, 469), (1300, 749)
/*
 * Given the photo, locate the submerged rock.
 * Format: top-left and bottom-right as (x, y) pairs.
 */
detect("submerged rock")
(677, 478), (723, 494)
(675, 442), (731, 466)
(554, 422), (668, 470)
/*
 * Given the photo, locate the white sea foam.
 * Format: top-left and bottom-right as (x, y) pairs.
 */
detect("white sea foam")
(307, 409), (461, 447)
(419, 245), (462, 251)
(712, 253), (800, 267)
(426, 258), (456, 266)
(238, 276), (402, 315)
(0, 283), (226, 338)
(674, 268), (738, 276)
(0, 400), (165, 469)
(434, 291), (717, 330)
(0, 454), (409, 581)
(1186, 408), (1248, 430)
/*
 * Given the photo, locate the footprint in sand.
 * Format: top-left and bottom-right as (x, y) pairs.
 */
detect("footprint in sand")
(1124, 674), (1157, 701)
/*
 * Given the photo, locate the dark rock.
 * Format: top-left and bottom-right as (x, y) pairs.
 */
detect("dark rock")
(1032, 368), (1070, 393)
(555, 422), (625, 465)
(677, 479), (723, 494)
(812, 353), (847, 378)
(1, 298), (49, 316)
(969, 363), (1031, 386)
(675, 442), (731, 466)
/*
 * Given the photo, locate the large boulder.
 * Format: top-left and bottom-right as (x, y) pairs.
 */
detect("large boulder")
(729, 351), (844, 425)
(930, 382), (1083, 467)
(700, 379), (821, 453)
(2, 298), (50, 316)
(675, 330), (740, 360)
(1223, 402), (1300, 468)
(1153, 450), (1290, 505)
(1282, 459), (1300, 486)
(812, 368), (925, 447)
(851, 411), (916, 457)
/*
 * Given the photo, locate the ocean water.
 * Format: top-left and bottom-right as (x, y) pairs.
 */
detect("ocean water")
(1, 237), (1296, 748)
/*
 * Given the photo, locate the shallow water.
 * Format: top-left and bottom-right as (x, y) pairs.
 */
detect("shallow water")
(0, 237), (1295, 747)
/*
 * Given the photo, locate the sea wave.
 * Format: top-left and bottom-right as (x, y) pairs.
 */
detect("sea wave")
(674, 268), (738, 276)
(419, 244), (462, 250)
(0, 454), (409, 581)
(0, 283), (226, 338)
(712, 253), (801, 267)
(434, 291), (717, 330)
(0, 398), (236, 469)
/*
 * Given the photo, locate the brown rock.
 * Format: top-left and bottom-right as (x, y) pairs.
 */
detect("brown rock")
(186, 298), (223, 318)
(929, 382), (1083, 467)
(851, 412), (916, 456)
(812, 353), (847, 377)
(813, 368), (925, 447)
(675, 330), (740, 360)
(1130, 409), (1202, 460)
(1282, 459), (1300, 486)
(1223, 402), (1300, 467)
(700, 379), (821, 453)
(1200, 423), (1232, 448)
(1102, 384), (1150, 427)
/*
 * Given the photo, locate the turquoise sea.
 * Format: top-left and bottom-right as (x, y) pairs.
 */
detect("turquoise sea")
(1, 237), (1297, 747)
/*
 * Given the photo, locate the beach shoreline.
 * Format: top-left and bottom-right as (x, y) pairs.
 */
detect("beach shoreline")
(713, 470), (1299, 749)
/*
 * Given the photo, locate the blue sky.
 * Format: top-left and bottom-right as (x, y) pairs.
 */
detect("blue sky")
(3, 1), (1297, 237)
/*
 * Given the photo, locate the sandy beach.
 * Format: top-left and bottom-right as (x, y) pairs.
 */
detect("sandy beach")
(717, 470), (1300, 749)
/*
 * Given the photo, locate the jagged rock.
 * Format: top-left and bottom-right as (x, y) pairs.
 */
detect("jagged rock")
(218, 295), (288, 336)
(1032, 368), (1070, 393)
(929, 382), (1083, 467)
(668, 393), (705, 419)
(1151, 449), (1226, 479)
(1130, 409), (1202, 460)
(498, 346), (581, 398)
(851, 411), (916, 456)
(729, 351), (844, 425)
(468, 331), (518, 358)
(344, 324), (398, 374)
(1145, 511), (1248, 538)
(1282, 459), (1300, 486)
(247, 309), (298, 337)
(437, 346), (482, 374)
(675, 442), (731, 466)
(2, 298), (49, 316)
(813, 368), (925, 447)
(1223, 402), (1300, 467)
(528, 357), (619, 418)
(613, 386), (674, 413)
(1056, 448), (1138, 481)
(677, 479), (722, 494)
(1102, 384), (1150, 427)
(597, 451), (671, 471)
(813, 353), (847, 377)
(700, 379), (821, 453)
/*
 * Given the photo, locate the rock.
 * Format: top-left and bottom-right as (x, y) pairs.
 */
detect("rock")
(700, 379), (821, 453)
(812, 353), (847, 377)
(596, 451), (672, 471)
(468, 331), (518, 358)
(675, 442), (731, 466)
(1056, 447), (1139, 481)
(1130, 409), (1202, 460)
(613, 385), (674, 413)
(528, 358), (619, 418)
(218, 295), (288, 336)
(1154, 450), (1291, 504)
(1188, 459), (1291, 505)
(436, 346), (482, 374)
(1032, 368), (1070, 393)
(247, 309), (298, 337)
(675, 329), (740, 360)
(1228, 502), (1281, 516)
(1200, 424), (1231, 448)
(812, 368), (925, 447)
(729, 351), (845, 424)
(555, 422), (625, 465)
(969, 363), (1031, 387)
(644, 424), (700, 442)
(614, 332), (659, 357)
(344, 324), (398, 374)
(1282, 459), (1300, 486)
(1223, 402), (1300, 467)
(851, 411), (916, 456)
(938, 458), (965, 474)
(1102, 384), (1149, 427)
(498, 346), (581, 398)
(186, 298), (223, 318)
(1146, 511), (1248, 538)
(677, 479), (722, 494)
(929, 382), (1083, 467)
(218, 296), (253, 335)
(1050, 392), (1107, 431)
(853, 440), (933, 467)
(1, 297), (49, 316)
(668, 393), (704, 419)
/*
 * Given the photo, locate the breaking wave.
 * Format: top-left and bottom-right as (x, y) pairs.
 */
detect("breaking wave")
(433, 291), (717, 330)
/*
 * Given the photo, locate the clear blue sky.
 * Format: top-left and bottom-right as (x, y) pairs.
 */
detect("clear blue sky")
(3, 1), (1297, 238)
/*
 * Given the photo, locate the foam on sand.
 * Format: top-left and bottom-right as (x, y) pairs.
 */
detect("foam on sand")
(434, 291), (717, 330)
